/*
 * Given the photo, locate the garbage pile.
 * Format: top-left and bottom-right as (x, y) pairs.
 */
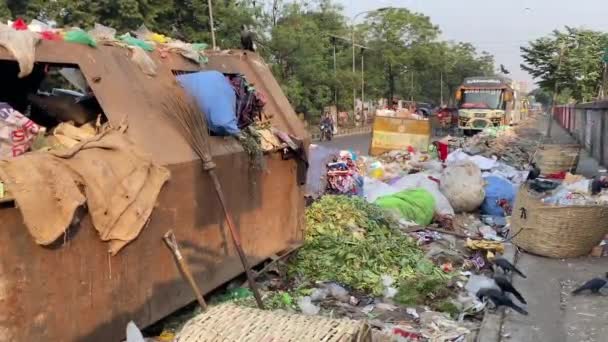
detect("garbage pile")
(529, 174), (608, 206)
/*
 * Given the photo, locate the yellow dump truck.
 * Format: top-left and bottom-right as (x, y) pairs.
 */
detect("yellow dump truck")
(455, 76), (522, 134)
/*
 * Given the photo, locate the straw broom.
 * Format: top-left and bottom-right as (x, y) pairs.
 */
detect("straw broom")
(161, 89), (265, 309)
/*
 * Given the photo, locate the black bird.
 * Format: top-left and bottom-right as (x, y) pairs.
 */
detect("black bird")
(591, 178), (603, 195)
(494, 275), (527, 304)
(240, 25), (256, 52)
(494, 257), (527, 278)
(526, 162), (541, 181)
(477, 288), (528, 315)
(500, 64), (511, 75)
(572, 273), (608, 295)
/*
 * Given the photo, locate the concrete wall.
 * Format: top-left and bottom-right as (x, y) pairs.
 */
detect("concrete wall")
(555, 102), (608, 166)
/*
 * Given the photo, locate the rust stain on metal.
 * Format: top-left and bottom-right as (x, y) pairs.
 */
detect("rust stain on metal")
(0, 42), (306, 341)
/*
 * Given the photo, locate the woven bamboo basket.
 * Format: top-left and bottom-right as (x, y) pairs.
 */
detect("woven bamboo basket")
(533, 144), (580, 175)
(176, 304), (372, 342)
(511, 186), (608, 258)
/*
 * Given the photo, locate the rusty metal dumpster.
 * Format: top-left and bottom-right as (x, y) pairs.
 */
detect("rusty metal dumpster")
(0, 42), (306, 341)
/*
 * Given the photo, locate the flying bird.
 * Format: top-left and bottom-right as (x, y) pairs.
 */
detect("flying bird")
(494, 257), (527, 278)
(240, 25), (256, 52)
(494, 275), (527, 304)
(500, 64), (510, 74)
(572, 273), (608, 295)
(477, 288), (529, 315)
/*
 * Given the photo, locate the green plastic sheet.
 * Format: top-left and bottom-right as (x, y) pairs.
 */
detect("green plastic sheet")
(374, 188), (436, 225)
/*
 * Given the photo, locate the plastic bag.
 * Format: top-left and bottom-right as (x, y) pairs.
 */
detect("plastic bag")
(88, 23), (117, 41)
(440, 161), (485, 213)
(177, 71), (239, 135)
(565, 179), (592, 195)
(481, 176), (516, 216)
(64, 29), (97, 47)
(363, 177), (397, 203)
(0, 24), (40, 78)
(134, 24), (167, 44)
(391, 174), (455, 216)
(130, 46), (157, 76)
(297, 296), (320, 315)
(120, 33), (154, 51)
(374, 188), (436, 225)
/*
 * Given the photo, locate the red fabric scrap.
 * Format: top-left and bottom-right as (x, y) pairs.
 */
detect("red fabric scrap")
(12, 18), (28, 31)
(545, 171), (567, 179)
(40, 31), (61, 41)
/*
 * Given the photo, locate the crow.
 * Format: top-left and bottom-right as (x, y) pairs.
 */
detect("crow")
(477, 288), (528, 315)
(494, 257), (527, 278)
(500, 64), (511, 75)
(240, 25), (256, 52)
(526, 162), (541, 181)
(591, 178), (603, 195)
(572, 273), (608, 295)
(494, 274), (527, 304)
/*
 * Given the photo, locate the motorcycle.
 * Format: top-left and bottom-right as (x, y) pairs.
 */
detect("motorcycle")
(320, 122), (333, 141)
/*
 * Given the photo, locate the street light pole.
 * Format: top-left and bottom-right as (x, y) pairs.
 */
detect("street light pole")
(351, 7), (392, 120)
(361, 49), (365, 117)
(208, 0), (217, 50)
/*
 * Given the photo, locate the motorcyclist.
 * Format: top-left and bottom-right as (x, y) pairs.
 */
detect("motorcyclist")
(320, 114), (334, 140)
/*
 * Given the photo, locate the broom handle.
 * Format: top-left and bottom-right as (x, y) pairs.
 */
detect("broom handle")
(208, 169), (265, 309)
(163, 230), (208, 311)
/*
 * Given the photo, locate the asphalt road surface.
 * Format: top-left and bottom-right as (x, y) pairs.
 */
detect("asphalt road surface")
(316, 133), (372, 155)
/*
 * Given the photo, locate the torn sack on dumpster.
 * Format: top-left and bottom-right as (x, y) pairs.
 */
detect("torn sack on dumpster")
(0, 125), (170, 255)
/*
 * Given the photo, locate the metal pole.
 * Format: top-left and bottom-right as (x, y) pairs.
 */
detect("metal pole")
(333, 42), (337, 106)
(410, 71), (414, 102)
(440, 71), (444, 106)
(361, 50), (365, 115)
(352, 26), (356, 120)
(208, 0), (217, 50)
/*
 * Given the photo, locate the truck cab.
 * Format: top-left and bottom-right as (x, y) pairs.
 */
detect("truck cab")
(456, 77), (515, 134)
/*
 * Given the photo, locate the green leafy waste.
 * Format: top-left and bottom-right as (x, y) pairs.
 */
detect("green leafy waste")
(290, 196), (446, 297)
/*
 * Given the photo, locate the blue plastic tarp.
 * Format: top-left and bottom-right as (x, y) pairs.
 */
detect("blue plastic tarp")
(177, 71), (240, 136)
(481, 176), (516, 216)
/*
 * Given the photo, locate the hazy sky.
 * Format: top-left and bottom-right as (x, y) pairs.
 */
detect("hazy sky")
(339, 0), (607, 89)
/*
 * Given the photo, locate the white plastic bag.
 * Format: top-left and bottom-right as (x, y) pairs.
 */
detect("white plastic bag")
(440, 161), (485, 213)
(88, 23), (117, 41)
(362, 177), (397, 202)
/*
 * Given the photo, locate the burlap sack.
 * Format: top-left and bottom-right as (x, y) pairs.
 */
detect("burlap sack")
(0, 126), (170, 255)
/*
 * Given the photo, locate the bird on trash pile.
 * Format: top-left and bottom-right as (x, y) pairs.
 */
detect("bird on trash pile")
(494, 274), (527, 304)
(240, 25), (256, 52)
(477, 288), (528, 315)
(572, 273), (608, 295)
(494, 257), (527, 278)
(526, 162), (541, 181)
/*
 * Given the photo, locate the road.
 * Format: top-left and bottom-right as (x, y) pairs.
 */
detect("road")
(306, 133), (372, 196)
(316, 133), (372, 155)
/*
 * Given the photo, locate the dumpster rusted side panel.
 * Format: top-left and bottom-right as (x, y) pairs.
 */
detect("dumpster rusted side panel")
(0, 154), (304, 342)
(0, 43), (306, 341)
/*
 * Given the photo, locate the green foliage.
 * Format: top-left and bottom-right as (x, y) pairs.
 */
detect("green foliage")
(521, 26), (608, 102)
(290, 195), (445, 296)
(7, 0), (494, 116)
(394, 274), (449, 306)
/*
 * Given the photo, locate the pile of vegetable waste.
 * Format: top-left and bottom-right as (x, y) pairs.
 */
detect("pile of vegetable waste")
(290, 195), (446, 298)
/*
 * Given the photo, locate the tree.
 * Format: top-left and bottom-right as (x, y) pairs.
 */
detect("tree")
(521, 27), (608, 102)
(362, 8), (439, 102)
(0, 2), (11, 21)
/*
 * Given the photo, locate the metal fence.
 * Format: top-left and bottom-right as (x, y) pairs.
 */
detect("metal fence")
(555, 101), (608, 166)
